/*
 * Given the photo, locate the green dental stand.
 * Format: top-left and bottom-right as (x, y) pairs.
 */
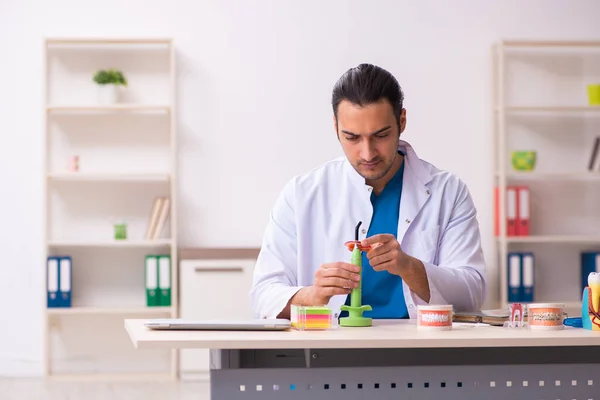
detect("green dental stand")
(339, 221), (372, 327)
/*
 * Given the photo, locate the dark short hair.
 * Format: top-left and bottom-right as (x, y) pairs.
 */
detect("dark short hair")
(331, 63), (404, 127)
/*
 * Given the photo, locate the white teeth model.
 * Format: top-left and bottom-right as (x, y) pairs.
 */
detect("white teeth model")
(589, 272), (600, 313)
(589, 272), (600, 286)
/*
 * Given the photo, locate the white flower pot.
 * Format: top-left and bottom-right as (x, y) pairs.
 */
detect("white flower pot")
(97, 84), (119, 104)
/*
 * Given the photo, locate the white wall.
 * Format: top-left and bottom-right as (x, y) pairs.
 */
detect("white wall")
(1, 0), (599, 376)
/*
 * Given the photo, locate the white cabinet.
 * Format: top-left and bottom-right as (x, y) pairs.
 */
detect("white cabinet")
(179, 257), (256, 379)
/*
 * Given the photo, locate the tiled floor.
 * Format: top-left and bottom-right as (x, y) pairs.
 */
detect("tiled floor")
(0, 378), (211, 400)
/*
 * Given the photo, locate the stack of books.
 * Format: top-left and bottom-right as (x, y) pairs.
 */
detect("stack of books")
(588, 136), (600, 171)
(145, 197), (170, 239)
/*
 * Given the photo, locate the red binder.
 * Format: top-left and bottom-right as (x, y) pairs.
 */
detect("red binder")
(494, 186), (519, 237)
(506, 186), (517, 236)
(516, 186), (530, 236)
(494, 187), (499, 237)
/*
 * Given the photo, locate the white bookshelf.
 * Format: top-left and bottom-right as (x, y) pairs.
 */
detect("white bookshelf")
(47, 239), (173, 248)
(47, 172), (171, 182)
(503, 106), (600, 113)
(47, 105), (171, 112)
(504, 236), (600, 244)
(501, 172), (600, 182)
(43, 38), (178, 380)
(492, 40), (600, 315)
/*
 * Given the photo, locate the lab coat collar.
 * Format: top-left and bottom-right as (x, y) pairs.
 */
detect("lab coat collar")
(342, 139), (433, 244)
(342, 139), (433, 189)
(396, 141), (433, 244)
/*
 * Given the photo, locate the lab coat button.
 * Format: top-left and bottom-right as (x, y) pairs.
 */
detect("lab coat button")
(362, 229), (366, 234)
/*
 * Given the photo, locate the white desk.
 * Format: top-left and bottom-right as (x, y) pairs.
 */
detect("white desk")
(125, 319), (600, 399)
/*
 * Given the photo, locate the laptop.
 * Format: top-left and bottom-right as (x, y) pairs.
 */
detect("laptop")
(144, 318), (291, 331)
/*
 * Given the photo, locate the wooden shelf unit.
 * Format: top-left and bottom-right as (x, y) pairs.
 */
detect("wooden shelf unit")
(492, 39), (600, 313)
(43, 37), (178, 380)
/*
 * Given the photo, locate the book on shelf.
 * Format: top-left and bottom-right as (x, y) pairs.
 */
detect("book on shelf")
(588, 136), (600, 172)
(145, 197), (170, 240)
(494, 185), (530, 236)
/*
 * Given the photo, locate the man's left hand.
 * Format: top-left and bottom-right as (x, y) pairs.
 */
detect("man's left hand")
(360, 234), (408, 275)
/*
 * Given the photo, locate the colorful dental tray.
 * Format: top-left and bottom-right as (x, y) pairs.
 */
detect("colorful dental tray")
(291, 305), (333, 330)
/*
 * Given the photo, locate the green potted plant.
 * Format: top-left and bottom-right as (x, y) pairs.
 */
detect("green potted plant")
(93, 69), (127, 104)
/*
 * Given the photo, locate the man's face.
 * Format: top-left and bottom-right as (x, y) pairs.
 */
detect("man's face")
(335, 99), (406, 182)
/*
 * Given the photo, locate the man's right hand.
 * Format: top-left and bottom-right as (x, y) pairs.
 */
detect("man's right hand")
(304, 262), (361, 305)
(278, 262), (361, 319)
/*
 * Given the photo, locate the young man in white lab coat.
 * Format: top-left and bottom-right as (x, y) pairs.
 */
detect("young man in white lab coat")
(250, 63), (486, 321)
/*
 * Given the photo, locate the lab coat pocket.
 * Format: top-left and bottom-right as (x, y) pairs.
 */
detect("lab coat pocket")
(416, 225), (440, 264)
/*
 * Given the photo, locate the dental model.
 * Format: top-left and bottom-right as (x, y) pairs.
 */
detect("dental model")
(581, 272), (600, 330)
(590, 272), (600, 314)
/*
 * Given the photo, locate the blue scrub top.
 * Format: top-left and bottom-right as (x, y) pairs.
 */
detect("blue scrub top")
(340, 153), (409, 319)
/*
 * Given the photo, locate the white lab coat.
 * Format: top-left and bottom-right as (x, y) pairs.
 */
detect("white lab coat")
(249, 140), (486, 320)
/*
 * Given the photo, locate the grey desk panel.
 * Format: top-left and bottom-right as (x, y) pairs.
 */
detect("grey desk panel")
(210, 347), (600, 399)
(211, 363), (600, 400)
(238, 346), (600, 368)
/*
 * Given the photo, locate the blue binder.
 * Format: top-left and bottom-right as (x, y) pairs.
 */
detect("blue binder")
(47, 256), (60, 308)
(521, 252), (534, 303)
(507, 252), (522, 302)
(59, 256), (72, 308)
(507, 252), (535, 303)
(581, 252), (600, 292)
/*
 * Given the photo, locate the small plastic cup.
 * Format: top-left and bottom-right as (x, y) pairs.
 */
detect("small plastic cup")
(588, 84), (600, 106)
(114, 222), (127, 240)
